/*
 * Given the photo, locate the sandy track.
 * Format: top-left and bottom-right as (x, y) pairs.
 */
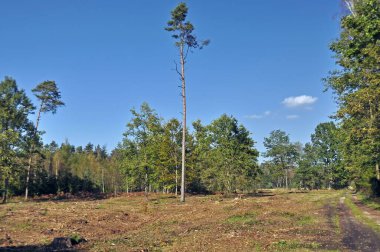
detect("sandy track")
(339, 197), (380, 252)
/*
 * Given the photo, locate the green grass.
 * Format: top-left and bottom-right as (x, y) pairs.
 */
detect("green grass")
(225, 212), (257, 225)
(297, 215), (314, 226)
(276, 211), (314, 226)
(357, 194), (380, 211)
(270, 240), (321, 251)
(14, 220), (33, 231)
(332, 211), (341, 234)
(95, 204), (105, 209)
(40, 208), (48, 216)
(278, 211), (296, 218)
(345, 194), (380, 234)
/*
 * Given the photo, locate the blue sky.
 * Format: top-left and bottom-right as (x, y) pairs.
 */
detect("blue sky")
(0, 0), (342, 156)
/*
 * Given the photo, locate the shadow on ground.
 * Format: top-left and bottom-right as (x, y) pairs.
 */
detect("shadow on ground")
(0, 245), (77, 252)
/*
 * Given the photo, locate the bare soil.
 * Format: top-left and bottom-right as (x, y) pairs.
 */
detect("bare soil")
(0, 190), (378, 251)
(338, 198), (380, 252)
(352, 195), (380, 226)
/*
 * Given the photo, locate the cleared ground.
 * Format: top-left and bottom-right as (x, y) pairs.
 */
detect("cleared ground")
(0, 190), (378, 251)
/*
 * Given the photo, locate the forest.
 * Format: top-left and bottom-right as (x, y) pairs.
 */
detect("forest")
(1, 0), (380, 203)
(1, 1), (380, 251)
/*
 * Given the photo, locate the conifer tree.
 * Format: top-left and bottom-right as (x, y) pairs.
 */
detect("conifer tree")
(25, 81), (64, 200)
(165, 2), (209, 202)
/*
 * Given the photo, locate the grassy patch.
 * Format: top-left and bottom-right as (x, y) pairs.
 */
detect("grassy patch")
(225, 212), (256, 225)
(278, 211), (296, 218)
(95, 204), (105, 209)
(345, 194), (380, 234)
(357, 194), (380, 211)
(271, 240), (321, 250)
(332, 212), (341, 234)
(297, 215), (314, 226)
(40, 208), (48, 216)
(275, 211), (314, 226)
(14, 220), (33, 231)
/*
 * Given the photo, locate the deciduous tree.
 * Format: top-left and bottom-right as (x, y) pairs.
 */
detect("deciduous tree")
(0, 77), (34, 203)
(325, 0), (380, 194)
(263, 130), (300, 189)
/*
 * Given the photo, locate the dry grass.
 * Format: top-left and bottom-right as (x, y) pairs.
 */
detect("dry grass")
(0, 190), (343, 251)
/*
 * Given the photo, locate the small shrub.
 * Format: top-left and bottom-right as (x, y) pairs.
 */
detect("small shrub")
(70, 233), (85, 245)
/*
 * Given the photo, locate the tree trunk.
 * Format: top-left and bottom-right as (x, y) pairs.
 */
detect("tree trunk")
(145, 172), (148, 194)
(2, 177), (9, 204)
(175, 166), (178, 196)
(368, 100), (379, 182)
(101, 167), (105, 193)
(285, 169), (288, 189)
(345, 0), (356, 16)
(180, 43), (186, 203)
(55, 159), (59, 193)
(25, 156), (32, 200)
(25, 103), (42, 200)
(113, 177), (117, 197)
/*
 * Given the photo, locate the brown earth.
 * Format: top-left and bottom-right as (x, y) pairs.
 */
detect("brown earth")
(0, 190), (377, 251)
(352, 194), (380, 226)
(338, 197), (380, 252)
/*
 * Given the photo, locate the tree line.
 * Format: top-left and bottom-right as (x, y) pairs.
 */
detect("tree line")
(0, 77), (377, 201)
(1, 0), (380, 202)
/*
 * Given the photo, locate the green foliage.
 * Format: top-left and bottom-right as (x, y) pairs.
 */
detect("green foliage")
(311, 122), (347, 188)
(165, 2), (209, 50)
(263, 130), (301, 189)
(196, 114), (259, 193)
(294, 122), (348, 190)
(121, 103), (164, 191)
(295, 143), (324, 189)
(0, 77), (35, 202)
(113, 106), (260, 194)
(32, 80), (64, 114)
(70, 233), (85, 245)
(325, 0), (380, 194)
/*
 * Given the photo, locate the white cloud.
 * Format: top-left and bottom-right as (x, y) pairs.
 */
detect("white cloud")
(282, 95), (318, 107)
(245, 114), (263, 119)
(286, 115), (299, 120)
(245, 110), (271, 120)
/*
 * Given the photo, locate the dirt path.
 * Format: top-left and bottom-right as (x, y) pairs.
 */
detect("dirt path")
(339, 196), (380, 252)
(352, 195), (380, 226)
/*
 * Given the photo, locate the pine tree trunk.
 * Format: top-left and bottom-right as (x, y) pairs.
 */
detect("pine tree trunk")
(25, 156), (32, 200)
(25, 104), (42, 200)
(175, 166), (178, 196)
(180, 44), (186, 203)
(376, 162), (380, 181)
